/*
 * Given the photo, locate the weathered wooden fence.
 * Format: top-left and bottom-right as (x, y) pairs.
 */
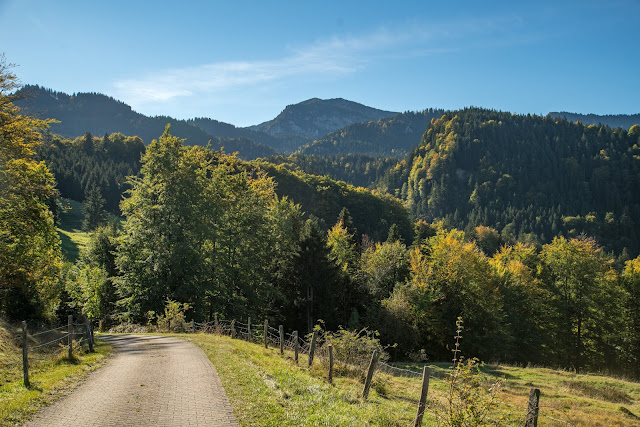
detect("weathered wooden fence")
(192, 318), (575, 426)
(18, 315), (95, 387)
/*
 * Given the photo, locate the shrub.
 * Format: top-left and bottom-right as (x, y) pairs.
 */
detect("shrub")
(155, 300), (190, 332)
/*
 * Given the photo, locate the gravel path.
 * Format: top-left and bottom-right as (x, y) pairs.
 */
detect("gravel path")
(25, 334), (238, 426)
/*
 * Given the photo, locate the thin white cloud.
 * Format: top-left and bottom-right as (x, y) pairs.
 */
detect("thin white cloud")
(112, 16), (529, 109)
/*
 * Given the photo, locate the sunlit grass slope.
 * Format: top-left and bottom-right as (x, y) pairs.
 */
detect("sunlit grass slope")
(56, 198), (90, 262)
(186, 333), (640, 426)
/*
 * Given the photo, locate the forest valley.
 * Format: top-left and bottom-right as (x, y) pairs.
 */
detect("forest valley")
(3, 56), (640, 379)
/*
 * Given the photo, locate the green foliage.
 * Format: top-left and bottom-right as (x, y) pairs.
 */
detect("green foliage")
(115, 125), (287, 322)
(263, 153), (398, 188)
(360, 240), (409, 300)
(323, 327), (388, 371)
(549, 111), (640, 130)
(436, 357), (502, 427)
(0, 54), (62, 320)
(387, 108), (640, 257)
(254, 160), (413, 243)
(81, 185), (106, 231)
(541, 236), (622, 372)
(36, 132), (144, 214)
(274, 216), (343, 333)
(155, 299), (191, 332)
(386, 229), (504, 361)
(298, 109), (445, 157)
(622, 256), (640, 376)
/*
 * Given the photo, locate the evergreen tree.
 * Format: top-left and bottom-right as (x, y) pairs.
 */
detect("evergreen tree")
(386, 223), (402, 243)
(82, 185), (107, 231)
(337, 207), (357, 240)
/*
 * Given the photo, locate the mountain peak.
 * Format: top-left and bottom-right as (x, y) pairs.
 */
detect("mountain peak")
(249, 97), (398, 139)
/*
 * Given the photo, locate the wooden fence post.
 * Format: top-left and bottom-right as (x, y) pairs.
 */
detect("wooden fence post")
(247, 317), (252, 342)
(362, 350), (379, 399)
(525, 388), (540, 427)
(328, 344), (334, 384)
(230, 320), (236, 339)
(86, 317), (94, 352)
(264, 320), (268, 348)
(293, 330), (299, 364)
(308, 331), (318, 368)
(22, 321), (29, 387)
(279, 325), (284, 355)
(191, 320), (195, 333)
(214, 313), (219, 334)
(414, 366), (431, 427)
(68, 315), (73, 360)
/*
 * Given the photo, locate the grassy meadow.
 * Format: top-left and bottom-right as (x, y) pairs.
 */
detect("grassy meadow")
(184, 333), (640, 426)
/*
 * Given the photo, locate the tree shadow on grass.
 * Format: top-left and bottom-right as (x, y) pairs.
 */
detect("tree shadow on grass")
(57, 230), (79, 262)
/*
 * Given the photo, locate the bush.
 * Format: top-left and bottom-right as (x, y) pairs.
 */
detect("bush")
(435, 357), (502, 426)
(320, 326), (390, 377)
(155, 300), (190, 332)
(107, 323), (153, 333)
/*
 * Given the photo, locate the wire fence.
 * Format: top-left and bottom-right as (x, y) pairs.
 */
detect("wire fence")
(188, 318), (578, 426)
(3, 315), (96, 388)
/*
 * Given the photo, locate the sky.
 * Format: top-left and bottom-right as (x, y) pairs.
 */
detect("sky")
(1, 0), (638, 127)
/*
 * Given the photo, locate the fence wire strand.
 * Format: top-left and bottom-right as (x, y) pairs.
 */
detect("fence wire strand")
(30, 333), (70, 350)
(29, 324), (67, 336)
(188, 320), (579, 426)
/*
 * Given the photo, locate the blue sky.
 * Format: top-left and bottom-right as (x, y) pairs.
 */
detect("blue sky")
(1, 0), (638, 126)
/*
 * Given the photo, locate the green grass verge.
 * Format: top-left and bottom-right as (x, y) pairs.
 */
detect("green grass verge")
(184, 333), (640, 426)
(185, 333), (436, 426)
(0, 339), (112, 426)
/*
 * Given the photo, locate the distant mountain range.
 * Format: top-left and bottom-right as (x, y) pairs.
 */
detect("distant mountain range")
(548, 112), (640, 130)
(17, 84), (639, 161)
(16, 86), (404, 157)
(16, 86), (276, 159)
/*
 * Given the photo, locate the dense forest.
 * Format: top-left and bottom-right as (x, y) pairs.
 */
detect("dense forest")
(549, 111), (640, 130)
(35, 132), (411, 243)
(36, 132), (144, 214)
(298, 109), (445, 157)
(264, 153), (398, 188)
(4, 57), (640, 379)
(380, 108), (640, 258)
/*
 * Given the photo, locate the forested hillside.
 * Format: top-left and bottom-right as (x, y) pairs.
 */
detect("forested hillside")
(253, 161), (413, 243)
(263, 154), (398, 188)
(34, 129), (410, 241)
(36, 132), (144, 214)
(549, 111), (640, 130)
(16, 85), (276, 159)
(298, 109), (445, 157)
(187, 117), (293, 153)
(381, 108), (640, 257)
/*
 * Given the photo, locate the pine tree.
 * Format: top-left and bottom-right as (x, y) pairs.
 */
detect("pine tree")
(82, 185), (107, 231)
